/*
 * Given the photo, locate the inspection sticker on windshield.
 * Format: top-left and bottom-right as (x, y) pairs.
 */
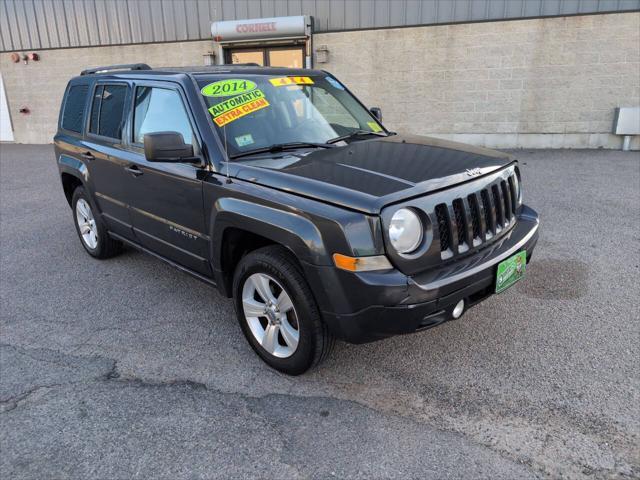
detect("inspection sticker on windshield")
(495, 250), (526, 293)
(235, 134), (254, 147)
(201, 79), (256, 97)
(269, 76), (314, 87)
(212, 97), (270, 127)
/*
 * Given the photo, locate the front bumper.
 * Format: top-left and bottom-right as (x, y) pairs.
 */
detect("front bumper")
(304, 205), (539, 343)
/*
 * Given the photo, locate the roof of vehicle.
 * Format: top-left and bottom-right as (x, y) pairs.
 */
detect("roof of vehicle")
(73, 64), (326, 82)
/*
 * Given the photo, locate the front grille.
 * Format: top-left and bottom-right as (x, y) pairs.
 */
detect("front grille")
(433, 170), (519, 259)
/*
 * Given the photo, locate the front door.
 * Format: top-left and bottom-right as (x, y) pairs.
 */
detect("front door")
(226, 46), (304, 68)
(121, 84), (210, 276)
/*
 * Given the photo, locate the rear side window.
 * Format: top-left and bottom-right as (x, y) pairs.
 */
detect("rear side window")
(61, 85), (88, 133)
(89, 84), (128, 140)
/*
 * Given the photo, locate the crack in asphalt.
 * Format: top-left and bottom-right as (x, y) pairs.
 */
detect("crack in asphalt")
(1, 345), (633, 475)
(3, 340), (638, 478)
(4, 342), (634, 479)
(0, 384), (63, 413)
(119, 367), (635, 479)
(1, 343), (542, 478)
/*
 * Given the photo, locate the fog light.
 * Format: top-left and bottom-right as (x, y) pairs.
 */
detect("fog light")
(452, 300), (465, 319)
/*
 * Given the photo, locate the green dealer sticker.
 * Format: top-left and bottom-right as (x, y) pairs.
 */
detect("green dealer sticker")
(201, 79), (256, 97)
(208, 89), (265, 117)
(495, 250), (526, 293)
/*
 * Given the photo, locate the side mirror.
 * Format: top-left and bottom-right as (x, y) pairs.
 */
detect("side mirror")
(144, 131), (196, 163)
(370, 107), (382, 122)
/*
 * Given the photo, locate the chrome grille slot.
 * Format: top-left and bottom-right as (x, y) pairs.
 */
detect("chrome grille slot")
(507, 175), (518, 213)
(491, 185), (504, 230)
(500, 180), (512, 222)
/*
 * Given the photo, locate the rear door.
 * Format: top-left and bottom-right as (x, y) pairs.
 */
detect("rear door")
(119, 81), (210, 275)
(83, 82), (135, 239)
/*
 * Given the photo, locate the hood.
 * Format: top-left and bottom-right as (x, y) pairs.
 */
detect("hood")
(233, 134), (514, 214)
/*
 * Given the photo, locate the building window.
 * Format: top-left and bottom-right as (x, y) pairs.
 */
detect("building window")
(226, 46), (304, 68)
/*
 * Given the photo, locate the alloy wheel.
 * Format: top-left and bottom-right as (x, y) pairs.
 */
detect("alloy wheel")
(75, 198), (98, 249)
(241, 273), (300, 358)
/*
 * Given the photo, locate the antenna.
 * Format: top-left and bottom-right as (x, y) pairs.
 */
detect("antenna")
(224, 123), (231, 184)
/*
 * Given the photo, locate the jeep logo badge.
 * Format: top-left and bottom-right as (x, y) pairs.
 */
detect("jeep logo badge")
(466, 168), (482, 177)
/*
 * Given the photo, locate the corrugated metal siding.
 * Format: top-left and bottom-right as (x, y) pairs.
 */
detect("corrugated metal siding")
(1, 0), (639, 52)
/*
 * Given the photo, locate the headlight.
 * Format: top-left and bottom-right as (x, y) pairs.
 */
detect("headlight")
(389, 208), (423, 254)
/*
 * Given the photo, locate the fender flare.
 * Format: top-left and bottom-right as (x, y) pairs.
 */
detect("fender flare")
(58, 154), (91, 206)
(58, 154), (89, 184)
(209, 197), (329, 271)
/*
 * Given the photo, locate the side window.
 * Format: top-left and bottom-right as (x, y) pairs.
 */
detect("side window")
(61, 84), (89, 133)
(133, 87), (194, 145)
(88, 84), (128, 140)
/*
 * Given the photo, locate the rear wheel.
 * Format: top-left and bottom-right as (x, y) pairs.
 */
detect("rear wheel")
(71, 186), (122, 259)
(232, 246), (335, 375)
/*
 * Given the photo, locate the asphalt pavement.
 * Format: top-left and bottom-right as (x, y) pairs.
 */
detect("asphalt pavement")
(1, 145), (638, 479)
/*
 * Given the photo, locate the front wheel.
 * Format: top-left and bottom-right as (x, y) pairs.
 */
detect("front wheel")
(232, 246), (335, 375)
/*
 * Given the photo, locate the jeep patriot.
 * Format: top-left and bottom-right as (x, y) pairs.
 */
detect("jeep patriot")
(54, 64), (539, 374)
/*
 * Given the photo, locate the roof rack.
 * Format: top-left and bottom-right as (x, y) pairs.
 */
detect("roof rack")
(80, 63), (151, 76)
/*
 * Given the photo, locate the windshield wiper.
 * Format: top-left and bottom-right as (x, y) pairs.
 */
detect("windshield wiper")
(326, 129), (388, 144)
(229, 142), (335, 160)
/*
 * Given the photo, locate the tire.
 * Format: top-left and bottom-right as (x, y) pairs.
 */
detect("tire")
(232, 245), (335, 375)
(71, 186), (122, 259)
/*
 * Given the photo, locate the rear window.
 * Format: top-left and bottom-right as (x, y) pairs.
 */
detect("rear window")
(61, 84), (89, 133)
(89, 84), (128, 140)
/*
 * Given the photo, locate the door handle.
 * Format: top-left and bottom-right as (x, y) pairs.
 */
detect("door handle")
(81, 151), (94, 161)
(125, 165), (144, 177)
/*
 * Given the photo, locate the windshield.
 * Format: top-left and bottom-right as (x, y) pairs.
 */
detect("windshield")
(196, 74), (386, 157)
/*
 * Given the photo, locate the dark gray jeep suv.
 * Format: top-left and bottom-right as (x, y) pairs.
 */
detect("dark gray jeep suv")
(55, 63), (539, 374)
